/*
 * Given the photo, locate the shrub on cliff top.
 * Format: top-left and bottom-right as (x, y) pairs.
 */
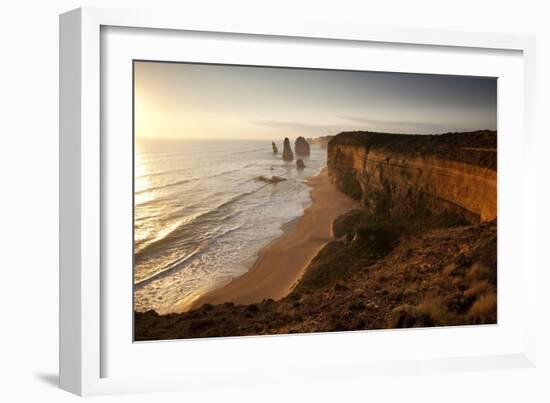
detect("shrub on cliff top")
(389, 304), (434, 328)
(468, 292), (497, 324)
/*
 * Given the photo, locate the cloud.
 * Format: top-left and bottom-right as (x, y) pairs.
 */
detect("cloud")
(252, 117), (454, 137)
(337, 116), (448, 134)
(252, 120), (347, 135)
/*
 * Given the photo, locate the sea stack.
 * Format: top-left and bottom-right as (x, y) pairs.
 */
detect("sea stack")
(296, 159), (305, 170)
(272, 142), (278, 154)
(295, 136), (310, 156)
(282, 137), (294, 161)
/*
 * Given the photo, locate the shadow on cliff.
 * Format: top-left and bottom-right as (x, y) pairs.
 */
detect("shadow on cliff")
(134, 130), (498, 341)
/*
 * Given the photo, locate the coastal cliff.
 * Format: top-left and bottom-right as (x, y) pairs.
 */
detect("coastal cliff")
(327, 131), (496, 223)
(135, 130), (497, 340)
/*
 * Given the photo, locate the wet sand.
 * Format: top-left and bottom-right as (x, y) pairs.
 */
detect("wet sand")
(180, 168), (359, 311)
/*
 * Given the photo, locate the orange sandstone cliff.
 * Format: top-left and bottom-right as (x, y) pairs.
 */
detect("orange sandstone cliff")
(135, 130), (498, 340)
(327, 131), (497, 223)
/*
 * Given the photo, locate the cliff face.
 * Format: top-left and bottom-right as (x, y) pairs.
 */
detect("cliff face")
(327, 131), (497, 223)
(134, 130), (498, 340)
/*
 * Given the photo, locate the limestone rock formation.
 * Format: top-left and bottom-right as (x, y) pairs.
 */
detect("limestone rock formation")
(257, 175), (286, 184)
(282, 137), (294, 161)
(272, 142), (278, 154)
(295, 136), (310, 156)
(296, 159), (305, 170)
(327, 130), (497, 223)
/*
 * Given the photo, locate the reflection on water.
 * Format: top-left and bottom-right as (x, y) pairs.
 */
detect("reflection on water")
(134, 138), (326, 314)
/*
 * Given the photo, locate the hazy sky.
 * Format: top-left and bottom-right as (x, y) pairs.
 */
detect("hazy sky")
(134, 61), (497, 140)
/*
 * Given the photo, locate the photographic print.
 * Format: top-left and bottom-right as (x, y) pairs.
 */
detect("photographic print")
(133, 61), (497, 341)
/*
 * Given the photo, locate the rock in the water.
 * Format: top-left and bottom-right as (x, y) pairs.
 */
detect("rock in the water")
(282, 137), (294, 161)
(296, 159), (305, 170)
(272, 141), (278, 154)
(295, 136), (310, 156)
(257, 175), (286, 184)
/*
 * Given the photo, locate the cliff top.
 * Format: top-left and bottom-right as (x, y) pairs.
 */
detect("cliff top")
(329, 130), (497, 170)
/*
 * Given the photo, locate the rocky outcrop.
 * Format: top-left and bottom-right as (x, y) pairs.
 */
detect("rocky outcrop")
(327, 131), (497, 223)
(295, 136), (310, 156)
(135, 218), (497, 340)
(257, 175), (286, 184)
(282, 137), (294, 161)
(296, 159), (305, 170)
(134, 131), (498, 341)
(272, 142), (278, 154)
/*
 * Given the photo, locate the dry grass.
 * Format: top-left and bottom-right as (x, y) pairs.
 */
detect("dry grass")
(390, 296), (456, 328)
(389, 304), (434, 328)
(464, 280), (490, 299)
(417, 296), (451, 324)
(403, 282), (419, 298)
(135, 213), (497, 340)
(466, 263), (493, 282)
(442, 263), (457, 277)
(468, 292), (497, 324)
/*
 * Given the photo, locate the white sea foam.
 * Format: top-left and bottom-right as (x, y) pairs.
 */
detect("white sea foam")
(134, 138), (326, 314)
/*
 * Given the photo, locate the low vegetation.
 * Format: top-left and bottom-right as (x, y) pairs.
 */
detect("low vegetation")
(135, 209), (497, 340)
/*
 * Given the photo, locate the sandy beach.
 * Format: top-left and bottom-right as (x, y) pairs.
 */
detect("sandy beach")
(180, 168), (360, 311)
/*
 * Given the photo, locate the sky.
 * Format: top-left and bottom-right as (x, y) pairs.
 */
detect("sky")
(134, 61), (497, 140)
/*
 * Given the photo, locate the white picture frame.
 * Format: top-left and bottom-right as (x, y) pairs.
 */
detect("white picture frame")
(59, 6), (537, 396)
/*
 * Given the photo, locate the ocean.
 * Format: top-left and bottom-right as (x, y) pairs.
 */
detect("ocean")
(134, 138), (327, 314)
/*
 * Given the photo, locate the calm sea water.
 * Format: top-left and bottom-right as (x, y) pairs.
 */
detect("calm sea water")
(134, 138), (326, 314)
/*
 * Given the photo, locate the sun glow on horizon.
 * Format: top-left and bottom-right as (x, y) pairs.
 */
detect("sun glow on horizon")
(134, 61), (497, 141)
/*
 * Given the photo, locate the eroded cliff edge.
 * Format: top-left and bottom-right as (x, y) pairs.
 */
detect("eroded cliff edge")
(135, 130), (497, 340)
(327, 131), (496, 223)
